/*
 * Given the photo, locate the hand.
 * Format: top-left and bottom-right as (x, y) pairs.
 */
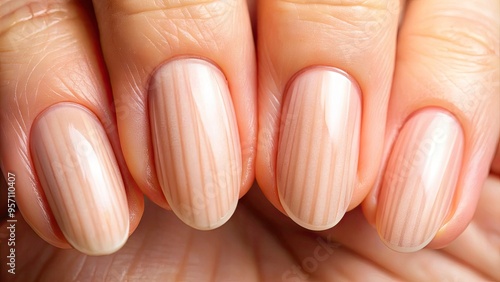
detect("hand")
(0, 0), (498, 264)
(1, 175), (499, 281)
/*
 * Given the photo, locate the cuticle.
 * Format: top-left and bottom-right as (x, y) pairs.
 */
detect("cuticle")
(403, 106), (461, 128)
(282, 66), (363, 105)
(146, 55), (228, 96)
(30, 102), (102, 134)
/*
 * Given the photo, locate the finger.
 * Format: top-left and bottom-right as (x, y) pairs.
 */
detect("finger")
(0, 0), (144, 254)
(363, 0), (500, 251)
(442, 175), (500, 280)
(92, 0), (256, 229)
(256, 0), (401, 230)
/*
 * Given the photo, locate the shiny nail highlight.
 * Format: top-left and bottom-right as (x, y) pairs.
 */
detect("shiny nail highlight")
(30, 103), (129, 255)
(149, 58), (241, 230)
(277, 67), (362, 230)
(376, 109), (464, 252)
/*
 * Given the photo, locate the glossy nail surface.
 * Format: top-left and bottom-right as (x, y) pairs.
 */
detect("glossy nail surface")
(149, 58), (241, 230)
(377, 109), (464, 252)
(31, 103), (129, 255)
(277, 67), (361, 230)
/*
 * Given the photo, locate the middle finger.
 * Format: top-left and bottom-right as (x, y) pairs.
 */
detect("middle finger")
(256, 0), (401, 230)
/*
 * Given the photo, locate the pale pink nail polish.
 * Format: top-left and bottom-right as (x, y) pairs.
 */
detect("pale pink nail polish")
(277, 67), (362, 230)
(149, 58), (241, 230)
(31, 103), (129, 255)
(376, 109), (464, 252)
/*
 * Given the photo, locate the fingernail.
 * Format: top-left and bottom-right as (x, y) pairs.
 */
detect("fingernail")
(149, 58), (241, 230)
(376, 109), (464, 252)
(277, 67), (362, 230)
(30, 103), (129, 255)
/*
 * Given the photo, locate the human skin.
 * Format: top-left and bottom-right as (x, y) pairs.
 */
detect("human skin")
(0, 175), (499, 281)
(0, 0), (498, 265)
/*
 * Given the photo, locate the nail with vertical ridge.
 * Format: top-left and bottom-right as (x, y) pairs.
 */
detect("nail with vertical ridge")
(376, 109), (464, 252)
(31, 103), (129, 255)
(277, 67), (362, 230)
(149, 58), (241, 230)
